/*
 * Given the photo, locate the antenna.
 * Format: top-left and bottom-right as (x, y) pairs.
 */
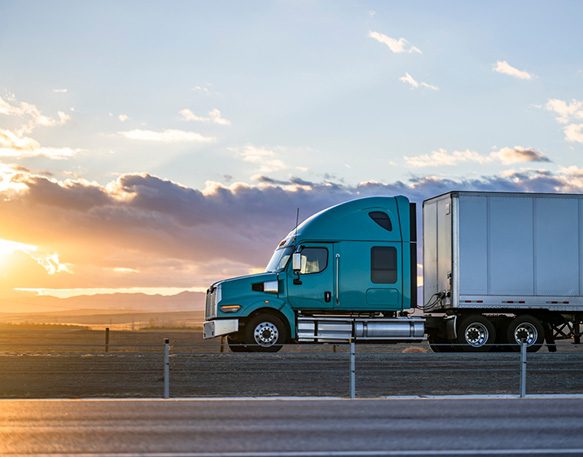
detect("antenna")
(294, 207), (300, 239)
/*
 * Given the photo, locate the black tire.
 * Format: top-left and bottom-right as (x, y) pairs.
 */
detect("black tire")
(493, 318), (514, 352)
(244, 313), (289, 353)
(227, 334), (248, 352)
(506, 315), (545, 353)
(428, 335), (456, 352)
(457, 315), (496, 352)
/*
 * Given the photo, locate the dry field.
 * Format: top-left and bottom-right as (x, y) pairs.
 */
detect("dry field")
(0, 324), (582, 398)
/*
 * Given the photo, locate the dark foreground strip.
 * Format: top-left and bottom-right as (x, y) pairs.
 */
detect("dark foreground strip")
(4, 449), (583, 457)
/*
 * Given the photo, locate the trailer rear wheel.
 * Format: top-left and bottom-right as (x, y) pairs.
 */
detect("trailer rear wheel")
(457, 315), (496, 352)
(506, 315), (544, 352)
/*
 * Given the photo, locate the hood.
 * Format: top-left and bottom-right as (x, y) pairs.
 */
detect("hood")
(213, 271), (278, 289)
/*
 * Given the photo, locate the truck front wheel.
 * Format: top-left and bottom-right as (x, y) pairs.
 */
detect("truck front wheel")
(227, 333), (247, 352)
(244, 313), (289, 352)
(457, 315), (496, 352)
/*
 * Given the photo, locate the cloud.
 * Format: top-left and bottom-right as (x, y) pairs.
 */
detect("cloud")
(0, 129), (39, 151)
(179, 108), (231, 126)
(52, 89), (68, 94)
(234, 145), (286, 173)
(0, 128), (78, 160)
(0, 238), (72, 276)
(0, 95), (70, 133)
(109, 113), (130, 122)
(545, 98), (583, 143)
(405, 146), (550, 168)
(399, 73), (439, 91)
(545, 98), (583, 124)
(111, 267), (139, 274)
(493, 60), (533, 80)
(564, 124), (583, 143)
(494, 146), (550, 164)
(192, 85), (211, 94)
(2, 167), (583, 293)
(119, 129), (216, 143)
(368, 31), (421, 54)
(0, 95), (75, 160)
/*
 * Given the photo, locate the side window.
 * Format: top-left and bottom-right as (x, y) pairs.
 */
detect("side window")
(300, 247), (328, 274)
(371, 246), (397, 284)
(369, 211), (392, 231)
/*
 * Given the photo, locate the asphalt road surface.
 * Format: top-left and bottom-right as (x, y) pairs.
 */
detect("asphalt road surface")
(1, 398), (583, 456)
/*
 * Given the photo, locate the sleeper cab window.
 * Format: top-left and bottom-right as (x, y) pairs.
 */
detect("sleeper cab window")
(299, 247), (328, 274)
(369, 211), (392, 231)
(371, 246), (397, 284)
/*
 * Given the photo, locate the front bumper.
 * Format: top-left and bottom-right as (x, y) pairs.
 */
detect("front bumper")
(203, 319), (239, 339)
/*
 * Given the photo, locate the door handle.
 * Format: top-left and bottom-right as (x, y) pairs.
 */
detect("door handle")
(324, 291), (331, 303)
(335, 253), (340, 305)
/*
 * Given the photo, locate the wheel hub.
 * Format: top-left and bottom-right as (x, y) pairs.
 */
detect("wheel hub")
(253, 322), (279, 347)
(464, 323), (489, 347)
(514, 323), (538, 346)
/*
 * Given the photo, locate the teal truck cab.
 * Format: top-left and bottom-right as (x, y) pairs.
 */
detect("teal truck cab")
(203, 196), (425, 352)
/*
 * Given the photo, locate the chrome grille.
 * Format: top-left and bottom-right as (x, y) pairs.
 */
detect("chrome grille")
(205, 289), (216, 319)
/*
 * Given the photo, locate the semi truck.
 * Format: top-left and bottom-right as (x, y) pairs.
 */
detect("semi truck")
(203, 191), (583, 352)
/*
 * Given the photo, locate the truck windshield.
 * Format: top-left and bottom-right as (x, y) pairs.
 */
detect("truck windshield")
(265, 247), (293, 272)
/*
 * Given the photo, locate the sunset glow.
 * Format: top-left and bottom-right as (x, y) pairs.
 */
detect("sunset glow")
(0, 1), (582, 313)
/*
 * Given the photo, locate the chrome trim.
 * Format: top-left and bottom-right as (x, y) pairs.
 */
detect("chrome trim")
(335, 253), (340, 304)
(263, 280), (279, 294)
(297, 316), (426, 342)
(204, 284), (222, 320)
(203, 319), (239, 339)
(253, 321), (279, 346)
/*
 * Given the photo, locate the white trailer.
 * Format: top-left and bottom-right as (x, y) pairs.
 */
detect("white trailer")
(423, 191), (583, 351)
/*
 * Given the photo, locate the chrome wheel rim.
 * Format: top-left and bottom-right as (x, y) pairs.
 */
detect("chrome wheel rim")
(464, 323), (489, 347)
(253, 322), (279, 347)
(514, 322), (538, 346)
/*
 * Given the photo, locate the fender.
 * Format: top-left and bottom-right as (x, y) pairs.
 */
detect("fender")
(239, 298), (297, 338)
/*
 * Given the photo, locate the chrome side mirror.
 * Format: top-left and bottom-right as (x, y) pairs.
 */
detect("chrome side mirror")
(292, 252), (302, 273)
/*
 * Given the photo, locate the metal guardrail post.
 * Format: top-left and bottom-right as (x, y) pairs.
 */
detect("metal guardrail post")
(349, 339), (356, 399)
(163, 338), (170, 399)
(519, 341), (527, 398)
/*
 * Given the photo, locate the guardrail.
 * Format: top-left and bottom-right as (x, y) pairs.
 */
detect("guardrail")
(0, 340), (583, 398)
(0, 327), (582, 398)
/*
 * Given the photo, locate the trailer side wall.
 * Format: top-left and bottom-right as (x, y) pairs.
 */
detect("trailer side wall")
(424, 192), (583, 312)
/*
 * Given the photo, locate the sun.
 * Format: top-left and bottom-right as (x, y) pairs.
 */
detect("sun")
(0, 239), (37, 269)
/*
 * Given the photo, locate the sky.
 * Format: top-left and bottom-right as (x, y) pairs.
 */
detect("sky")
(0, 0), (582, 308)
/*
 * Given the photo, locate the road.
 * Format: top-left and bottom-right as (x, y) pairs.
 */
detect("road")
(1, 398), (583, 456)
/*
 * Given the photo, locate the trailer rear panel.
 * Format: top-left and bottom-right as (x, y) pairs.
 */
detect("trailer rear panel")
(423, 191), (583, 312)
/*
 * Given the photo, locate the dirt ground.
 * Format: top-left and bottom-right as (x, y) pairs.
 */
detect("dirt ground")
(0, 324), (582, 398)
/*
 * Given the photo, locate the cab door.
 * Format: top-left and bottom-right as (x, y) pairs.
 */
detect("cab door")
(334, 241), (402, 311)
(286, 243), (334, 310)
